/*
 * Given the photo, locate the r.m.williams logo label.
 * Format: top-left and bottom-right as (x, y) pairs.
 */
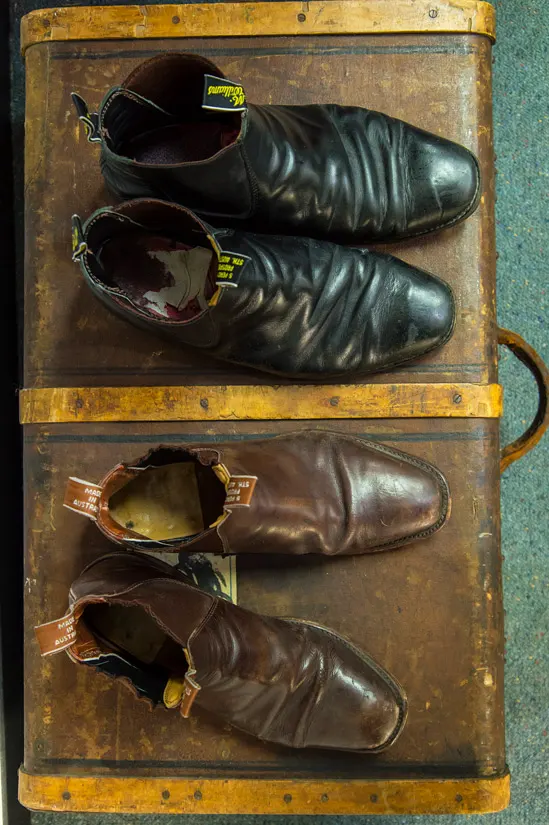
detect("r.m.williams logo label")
(203, 74), (247, 112)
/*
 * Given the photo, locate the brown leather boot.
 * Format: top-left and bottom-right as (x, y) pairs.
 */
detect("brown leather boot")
(35, 552), (407, 753)
(64, 430), (450, 555)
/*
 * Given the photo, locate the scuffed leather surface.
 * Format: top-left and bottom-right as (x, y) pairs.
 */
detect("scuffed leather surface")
(97, 431), (450, 556)
(98, 54), (481, 242)
(70, 552), (407, 752)
(80, 203), (455, 379)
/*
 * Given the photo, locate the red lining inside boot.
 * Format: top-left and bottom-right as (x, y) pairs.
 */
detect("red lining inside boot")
(98, 234), (219, 321)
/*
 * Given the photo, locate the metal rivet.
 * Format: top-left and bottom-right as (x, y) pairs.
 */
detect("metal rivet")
(194, 790), (203, 801)
(284, 794), (292, 803)
(429, 9), (438, 18)
(172, 15), (180, 24)
(321, 793), (329, 802)
(200, 398), (209, 410)
(297, 13), (306, 22)
(62, 791), (71, 801)
(456, 794), (463, 803)
(75, 397), (84, 409)
(329, 396), (339, 406)
(162, 790), (170, 800)
(370, 793), (378, 803)
(453, 393), (462, 404)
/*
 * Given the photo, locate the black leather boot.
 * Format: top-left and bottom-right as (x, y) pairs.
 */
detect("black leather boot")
(72, 199), (455, 379)
(75, 52), (480, 243)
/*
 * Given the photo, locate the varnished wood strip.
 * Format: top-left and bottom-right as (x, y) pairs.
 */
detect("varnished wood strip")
(20, 1), (496, 55)
(19, 770), (510, 815)
(19, 384), (503, 423)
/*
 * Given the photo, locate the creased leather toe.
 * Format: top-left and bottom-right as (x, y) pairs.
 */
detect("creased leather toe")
(289, 620), (407, 752)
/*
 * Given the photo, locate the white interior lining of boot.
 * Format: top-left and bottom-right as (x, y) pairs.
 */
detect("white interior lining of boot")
(143, 246), (213, 317)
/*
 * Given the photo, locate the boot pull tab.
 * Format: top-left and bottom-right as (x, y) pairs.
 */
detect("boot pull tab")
(71, 216), (87, 262)
(164, 671), (201, 718)
(202, 74), (247, 113)
(71, 92), (101, 143)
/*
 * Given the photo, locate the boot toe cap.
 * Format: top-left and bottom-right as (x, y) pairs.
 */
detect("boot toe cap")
(431, 142), (480, 225)
(387, 458), (450, 545)
(371, 263), (455, 370)
(354, 672), (406, 751)
(406, 272), (456, 356)
(407, 132), (481, 234)
(356, 442), (451, 549)
(305, 644), (407, 752)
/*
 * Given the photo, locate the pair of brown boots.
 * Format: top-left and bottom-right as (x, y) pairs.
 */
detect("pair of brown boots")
(37, 430), (450, 753)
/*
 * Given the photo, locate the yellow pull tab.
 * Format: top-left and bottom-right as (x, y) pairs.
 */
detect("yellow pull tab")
(163, 671), (201, 718)
(71, 215), (87, 261)
(71, 92), (101, 142)
(163, 676), (187, 709)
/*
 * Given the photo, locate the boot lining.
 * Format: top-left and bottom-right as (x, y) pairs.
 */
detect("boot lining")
(105, 89), (239, 163)
(126, 121), (237, 164)
(109, 458), (226, 541)
(84, 603), (188, 676)
(98, 231), (219, 321)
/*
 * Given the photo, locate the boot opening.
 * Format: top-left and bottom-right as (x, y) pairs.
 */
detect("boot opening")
(124, 117), (239, 164)
(109, 449), (226, 541)
(103, 54), (241, 163)
(85, 603), (187, 672)
(82, 603), (188, 704)
(85, 206), (219, 321)
(98, 230), (218, 320)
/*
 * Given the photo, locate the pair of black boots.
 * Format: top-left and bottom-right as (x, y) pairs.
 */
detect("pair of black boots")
(73, 52), (480, 379)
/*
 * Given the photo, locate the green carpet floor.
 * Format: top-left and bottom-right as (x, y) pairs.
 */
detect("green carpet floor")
(16, 0), (548, 821)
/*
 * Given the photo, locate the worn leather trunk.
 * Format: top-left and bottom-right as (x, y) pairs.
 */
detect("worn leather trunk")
(18, 1), (524, 815)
